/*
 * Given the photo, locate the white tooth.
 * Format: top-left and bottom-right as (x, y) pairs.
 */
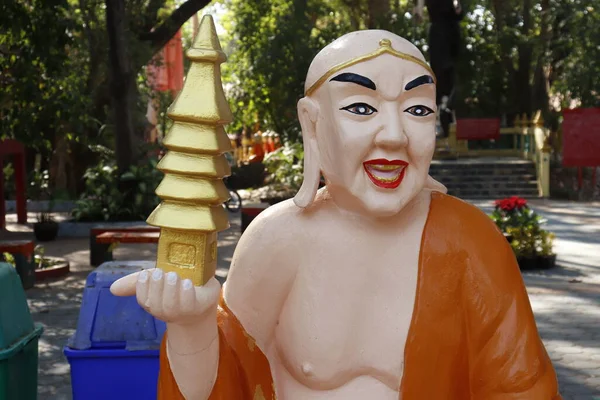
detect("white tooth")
(368, 165), (403, 180)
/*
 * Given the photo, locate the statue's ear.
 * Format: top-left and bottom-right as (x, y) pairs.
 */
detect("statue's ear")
(425, 175), (447, 194)
(294, 97), (321, 209)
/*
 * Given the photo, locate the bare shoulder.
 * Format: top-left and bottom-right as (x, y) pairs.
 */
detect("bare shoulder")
(223, 199), (306, 347)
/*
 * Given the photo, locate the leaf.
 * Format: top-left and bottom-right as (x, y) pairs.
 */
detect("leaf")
(120, 172), (136, 181)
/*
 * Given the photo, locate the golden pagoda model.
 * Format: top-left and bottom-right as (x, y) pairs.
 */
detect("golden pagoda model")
(147, 15), (232, 286)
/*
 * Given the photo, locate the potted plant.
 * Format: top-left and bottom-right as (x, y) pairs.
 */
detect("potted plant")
(34, 211), (59, 242)
(34, 194), (59, 242)
(490, 196), (557, 270)
(256, 142), (304, 205)
(33, 245), (70, 280)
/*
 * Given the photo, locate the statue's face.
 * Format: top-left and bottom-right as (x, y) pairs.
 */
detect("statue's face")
(313, 53), (436, 217)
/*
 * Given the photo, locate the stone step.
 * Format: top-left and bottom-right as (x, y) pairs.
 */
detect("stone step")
(429, 158), (539, 198)
(447, 188), (539, 199)
(430, 159), (534, 166)
(442, 184), (538, 193)
(429, 167), (536, 176)
(432, 175), (537, 183)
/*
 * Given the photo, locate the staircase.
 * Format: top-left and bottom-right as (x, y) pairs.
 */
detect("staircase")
(428, 158), (540, 199)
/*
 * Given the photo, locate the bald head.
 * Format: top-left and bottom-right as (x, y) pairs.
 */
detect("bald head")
(304, 30), (430, 96)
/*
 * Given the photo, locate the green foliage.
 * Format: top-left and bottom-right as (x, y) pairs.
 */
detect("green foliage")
(72, 155), (162, 222)
(1, 246), (64, 270)
(263, 141), (304, 192)
(221, 0), (600, 136)
(220, 0), (431, 141)
(0, 253), (15, 267)
(221, 0), (316, 141)
(490, 196), (555, 257)
(548, 0), (600, 108)
(0, 0), (99, 151)
(506, 226), (555, 257)
(2, 163), (15, 200)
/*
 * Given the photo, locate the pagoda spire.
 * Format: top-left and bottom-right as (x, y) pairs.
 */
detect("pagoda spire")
(147, 15), (232, 286)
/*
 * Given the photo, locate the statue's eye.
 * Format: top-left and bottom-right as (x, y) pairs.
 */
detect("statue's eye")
(404, 105), (434, 117)
(341, 103), (377, 116)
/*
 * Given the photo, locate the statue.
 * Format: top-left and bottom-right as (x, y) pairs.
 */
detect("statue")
(415, 0), (464, 138)
(111, 17), (561, 400)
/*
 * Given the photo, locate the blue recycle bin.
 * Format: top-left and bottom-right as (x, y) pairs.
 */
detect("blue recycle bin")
(64, 261), (166, 400)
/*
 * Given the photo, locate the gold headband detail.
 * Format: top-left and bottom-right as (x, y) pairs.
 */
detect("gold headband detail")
(305, 39), (436, 96)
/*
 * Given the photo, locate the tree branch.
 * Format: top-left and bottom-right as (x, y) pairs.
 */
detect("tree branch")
(142, 0), (164, 33)
(139, 0), (212, 53)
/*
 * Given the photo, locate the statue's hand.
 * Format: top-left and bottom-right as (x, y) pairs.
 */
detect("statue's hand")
(112, 270), (221, 398)
(110, 269), (221, 326)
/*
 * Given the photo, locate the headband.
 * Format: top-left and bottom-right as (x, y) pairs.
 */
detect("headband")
(305, 39), (436, 96)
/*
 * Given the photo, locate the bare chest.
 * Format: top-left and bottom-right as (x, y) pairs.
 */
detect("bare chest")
(273, 233), (422, 391)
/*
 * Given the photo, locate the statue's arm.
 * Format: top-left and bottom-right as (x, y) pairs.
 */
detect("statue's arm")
(158, 295), (275, 400)
(158, 205), (297, 399)
(460, 208), (562, 399)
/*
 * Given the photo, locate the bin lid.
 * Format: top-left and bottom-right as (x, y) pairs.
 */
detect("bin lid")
(67, 261), (166, 351)
(0, 263), (36, 352)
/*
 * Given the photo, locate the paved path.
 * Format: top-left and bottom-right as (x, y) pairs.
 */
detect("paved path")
(5, 198), (600, 399)
(471, 199), (600, 399)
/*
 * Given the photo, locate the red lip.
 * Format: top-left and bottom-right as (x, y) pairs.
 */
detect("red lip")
(363, 159), (408, 189)
(363, 159), (409, 166)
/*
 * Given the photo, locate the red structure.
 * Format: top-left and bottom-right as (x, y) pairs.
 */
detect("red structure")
(562, 107), (600, 191)
(0, 139), (27, 229)
(562, 108), (600, 167)
(456, 118), (501, 140)
(147, 30), (185, 97)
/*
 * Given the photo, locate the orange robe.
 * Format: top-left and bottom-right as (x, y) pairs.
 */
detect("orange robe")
(158, 192), (562, 399)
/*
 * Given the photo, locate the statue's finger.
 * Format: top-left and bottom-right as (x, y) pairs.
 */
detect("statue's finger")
(162, 271), (180, 318)
(179, 278), (196, 315)
(110, 272), (141, 296)
(147, 269), (166, 314)
(136, 270), (150, 310)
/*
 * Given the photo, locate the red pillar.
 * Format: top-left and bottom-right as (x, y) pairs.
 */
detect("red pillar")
(14, 152), (27, 224)
(0, 157), (5, 229)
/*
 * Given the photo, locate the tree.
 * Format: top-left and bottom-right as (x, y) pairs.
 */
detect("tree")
(104, 0), (213, 173)
(0, 0), (99, 196)
(220, 0), (427, 141)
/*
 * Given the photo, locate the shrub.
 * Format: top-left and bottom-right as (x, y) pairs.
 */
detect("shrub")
(72, 157), (162, 222)
(490, 196), (555, 258)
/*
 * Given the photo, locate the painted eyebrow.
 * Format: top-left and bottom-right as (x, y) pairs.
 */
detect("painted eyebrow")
(330, 73), (376, 91)
(405, 75), (435, 91)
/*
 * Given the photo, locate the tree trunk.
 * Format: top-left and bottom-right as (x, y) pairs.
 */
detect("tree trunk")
(491, 0), (517, 119)
(532, 0), (551, 119)
(106, 0), (139, 173)
(515, 0), (533, 117)
(367, 0), (391, 29)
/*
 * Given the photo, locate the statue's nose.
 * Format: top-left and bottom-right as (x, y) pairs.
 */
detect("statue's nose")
(374, 108), (408, 149)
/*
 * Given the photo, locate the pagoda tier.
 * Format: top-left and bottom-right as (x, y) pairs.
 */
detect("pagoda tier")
(147, 14), (233, 286)
(161, 123), (231, 154)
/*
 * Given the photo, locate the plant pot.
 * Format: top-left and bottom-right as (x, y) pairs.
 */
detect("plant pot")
(537, 254), (557, 270)
(517, 256), (538, 271)
(33, 221), (59, 242)
(35, 257), (70, 280)
(517, 254), (557, 270)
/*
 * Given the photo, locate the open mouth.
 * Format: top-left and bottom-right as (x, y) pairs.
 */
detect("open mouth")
(363, 159), (408, 189)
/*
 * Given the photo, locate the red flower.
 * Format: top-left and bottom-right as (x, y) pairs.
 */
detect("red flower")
(495, 196), (528, 212)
